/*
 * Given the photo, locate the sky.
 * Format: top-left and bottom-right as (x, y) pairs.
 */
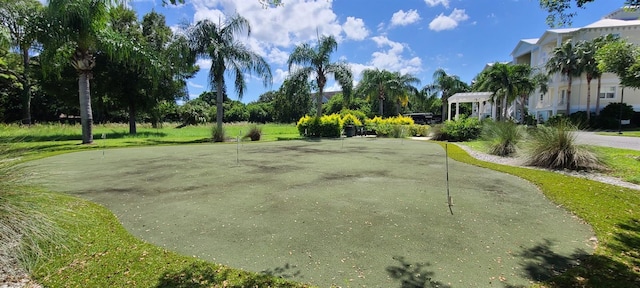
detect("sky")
(127, 0), (626, 103)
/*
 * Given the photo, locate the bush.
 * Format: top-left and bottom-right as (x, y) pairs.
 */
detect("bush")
(408, 125), (430, 137)
(179, 101), (210, 126)
(243, 125), (262, 141)
(212, 126), (226, 142)
(430, 116), (481, 142)
(341, 113), (362, 126)
(297, 114), (342, 138)
(597, 102), (635, 129)
(339, 109), (367, 125)
(524, 119), (604, 171)
(481, 121), (523, 157)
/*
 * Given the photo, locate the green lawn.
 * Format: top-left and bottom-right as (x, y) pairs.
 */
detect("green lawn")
(465, 139), (640, 185)
(2, 123), (639, 287)
(0, 122), (301, 161)
(597, 131), (640, 137)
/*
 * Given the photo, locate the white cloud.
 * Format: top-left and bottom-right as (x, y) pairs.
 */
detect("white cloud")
(390, 9), (421, 27)
(369, 36), (422, 75)
(191, 0), (343, 48)
(267, 48), (290, 66)
(343, 17), (369, 41)
(424, 0), (449, 8)
(196, 59), (212, 70)
(188, 81), (205, 89)
(428, 8), (469, 32)
(273, 68), (289, 84)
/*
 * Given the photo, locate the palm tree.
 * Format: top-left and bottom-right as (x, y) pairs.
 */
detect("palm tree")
(287, 35), (352, 118)
(591, 34), (618, 116)
(425, 68), (468, 120)
(356, 69), (419, 116)
(575, 40), (600, 121)
(476, 63), (531, 120)
(546, 40), (580, 115)
(186, 15), (272, 140)
(39, 0), (151, 144)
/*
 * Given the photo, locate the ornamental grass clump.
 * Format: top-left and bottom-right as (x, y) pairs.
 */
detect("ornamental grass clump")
(481, 120), (523, 157)
(212, 126), (226, 142)
(524, 120), (604, 171)
(0, 140), (65, 272)
(243, 125), (262, 141)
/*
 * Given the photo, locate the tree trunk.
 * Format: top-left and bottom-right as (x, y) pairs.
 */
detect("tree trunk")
(502, 94), (508, 120)
(216, 80), (224, 131)
(586, 76), (592, 121)
(21, 48), (31, 125)
(566, 76), (572, 115)
(78, 72), (93, 144)
(316, 86), (323, 118)
(129, 101), (137, 135)
(519, 95), (526, 124)
(595, 77), (602, 116)
(378, 95), (384, 116)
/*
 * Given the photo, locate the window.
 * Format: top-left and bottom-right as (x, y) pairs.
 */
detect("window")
(599, 86), (616, 99)
(559, 90), (565, 105)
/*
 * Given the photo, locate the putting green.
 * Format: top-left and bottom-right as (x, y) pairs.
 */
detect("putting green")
(25, 139), (594, 287)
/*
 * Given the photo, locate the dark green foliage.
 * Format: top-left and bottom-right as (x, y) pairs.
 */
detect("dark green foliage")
(178, 100), (210, 126)
(224, 101), (249, 123)
(243, 125), (262, 141)
(481, 120), (523, 156)
(524, 119), (604, 170)
(246, 102), (272, 123)
(430, 116), (481, 142)
(600, 102), (634, 121)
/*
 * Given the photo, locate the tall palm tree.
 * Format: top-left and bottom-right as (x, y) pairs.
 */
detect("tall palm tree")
(187, 15), (272, 140)
(287, 35), (352, 118)
(575, 40), (600, 120)
(356, 69), (419, 116)
(39, 0), (151, 144)
(426, 68), (468, 120)
(591, 34), (618, 116)
(546, 40), (580, 115)
(476, 63), (531, 120)
(0, 0), (42, 125)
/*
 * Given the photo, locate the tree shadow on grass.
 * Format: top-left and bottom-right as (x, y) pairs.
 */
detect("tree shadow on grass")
(156, 261), (304, 288)
(386, 256), (450, 288)
(508, 226), (640, 288)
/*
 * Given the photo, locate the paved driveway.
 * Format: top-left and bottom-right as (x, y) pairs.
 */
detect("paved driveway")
(574, 131), (640, 151)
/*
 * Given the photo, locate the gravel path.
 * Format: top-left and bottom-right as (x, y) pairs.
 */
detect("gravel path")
(454, 143), (640, 191)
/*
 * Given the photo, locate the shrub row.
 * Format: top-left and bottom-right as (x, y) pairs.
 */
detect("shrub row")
(297, 114), (429, 138)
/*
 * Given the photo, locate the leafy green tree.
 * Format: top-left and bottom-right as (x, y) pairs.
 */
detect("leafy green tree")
(546, 40), (580, 115)
(426, 68), (469, 120)
(39, 0), (153, 143)
(475, 63), (533, 121)
(273, 77), (312, 123)
(590, 35), (618, 116)
(186, 15), (272, 141)
(0, 0), (42, 124)
(596, 38), (637, 87)
(287, 35), (352, 118)
(355, 69), (419, 116)
(411, 87), (442, 115)
(539, 0), (640, 27)
(575, 39), (604, 120)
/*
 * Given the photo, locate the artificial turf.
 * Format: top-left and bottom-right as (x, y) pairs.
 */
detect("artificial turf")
(24, 138), (594, 287)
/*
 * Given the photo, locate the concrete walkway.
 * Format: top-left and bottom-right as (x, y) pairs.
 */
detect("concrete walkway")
(574, 131), (640, 151)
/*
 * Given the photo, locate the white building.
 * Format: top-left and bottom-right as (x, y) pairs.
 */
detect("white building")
(511, 7), (640, 122)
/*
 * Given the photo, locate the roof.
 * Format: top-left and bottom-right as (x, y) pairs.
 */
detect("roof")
(583, 18), (640, 29)
(448, 92), (493, 103)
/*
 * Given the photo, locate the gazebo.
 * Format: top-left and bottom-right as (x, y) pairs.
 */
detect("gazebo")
(447, 92), (496, 121)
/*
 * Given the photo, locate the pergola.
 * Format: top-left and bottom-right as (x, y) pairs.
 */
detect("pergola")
(447, 92), (496, 121)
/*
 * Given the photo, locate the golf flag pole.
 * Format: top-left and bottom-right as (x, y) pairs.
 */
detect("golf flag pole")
(445, 143), (453, 215)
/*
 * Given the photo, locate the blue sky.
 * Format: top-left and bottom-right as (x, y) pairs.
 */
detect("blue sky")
(129, 0), (625, 103)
